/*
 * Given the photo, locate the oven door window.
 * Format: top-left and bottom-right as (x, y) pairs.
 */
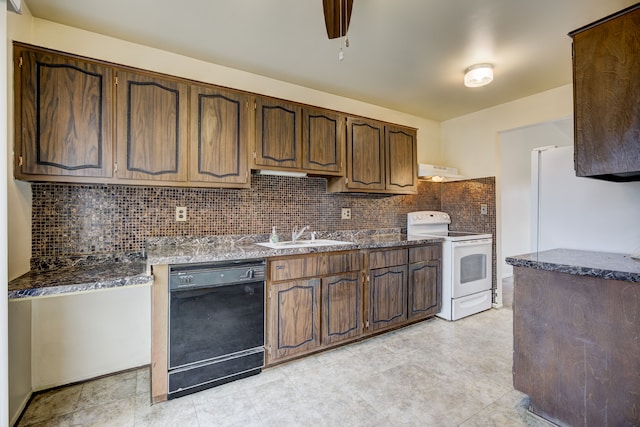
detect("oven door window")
(460, 254), (487, 284)
(169, 282), (264, 369)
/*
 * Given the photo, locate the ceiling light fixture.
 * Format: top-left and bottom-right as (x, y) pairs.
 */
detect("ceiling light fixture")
(464, 63), (494, 88)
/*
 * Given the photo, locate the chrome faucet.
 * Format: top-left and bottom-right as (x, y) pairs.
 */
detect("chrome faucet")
(291, 226), (309, 243)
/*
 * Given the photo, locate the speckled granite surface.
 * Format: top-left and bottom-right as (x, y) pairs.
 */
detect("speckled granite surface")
(8, 261), (152, 300)
(506, 248), (640, 283)
(146, 229), (443, 265)
(9, 230), (443, 300)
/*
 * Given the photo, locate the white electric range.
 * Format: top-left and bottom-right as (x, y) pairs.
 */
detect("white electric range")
(407, 211), (493, 320)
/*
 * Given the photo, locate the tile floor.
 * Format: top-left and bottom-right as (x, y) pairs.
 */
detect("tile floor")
(17, 304), (554, 427)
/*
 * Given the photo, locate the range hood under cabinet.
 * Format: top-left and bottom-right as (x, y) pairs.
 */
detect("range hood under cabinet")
(417, 164), (465, 182)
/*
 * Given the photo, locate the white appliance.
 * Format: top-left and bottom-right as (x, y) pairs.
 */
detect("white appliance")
(531, 146), (640, 255)
(417, 164), (466, 182)
(407, 211), (493, 321)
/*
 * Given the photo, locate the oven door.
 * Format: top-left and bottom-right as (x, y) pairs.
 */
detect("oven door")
(452, 238), (492, 298)
(169, 281), (264, 369)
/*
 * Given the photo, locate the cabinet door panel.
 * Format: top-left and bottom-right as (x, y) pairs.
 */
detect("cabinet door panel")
(408, 260), (441, 320)
(369, 265), (407, 332)
(116, 71), (188, 181)
(303, 108), (344, 174)
(322, 272), (362, 346)
(255, 97), (302, 169)
(268, 279), (320, 362)
(190, 86), (249, 185)
(572, 6), (640, 179)
(17, 47), (113, 178)
(385, 125), (417, 193)
(347, 117), (385, 190)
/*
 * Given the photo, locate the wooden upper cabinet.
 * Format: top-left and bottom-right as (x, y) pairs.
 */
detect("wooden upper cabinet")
(570, 4), (640, 181)
(189, 85), (250, 187)
(254, 97), (302, 169)
(346, 117), (385, 191)
(385, 125), (417, 193)
(302, 108), (344, 174)
(14, 45), (113, 179)
(116, 70), (188, 182)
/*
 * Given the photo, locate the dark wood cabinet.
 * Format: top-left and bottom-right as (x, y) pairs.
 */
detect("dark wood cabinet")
(266, 251), (362, 364)
(385, 125), (417, 193)
(14, 45), (113, 179)
(321, 272), (362, 346)
(366, 249), (408, 333)
(345, 117), (386, 191)
(189, 85), (250, 187)
(254, 97), (302, 170)
(115, 70), (188, 182)
(268, 278), (321, 362)
(569, 4), (640, 181)
(302, 107), (344, 175)
(329, 118), (417, 194)
(408, 245), (441, 321)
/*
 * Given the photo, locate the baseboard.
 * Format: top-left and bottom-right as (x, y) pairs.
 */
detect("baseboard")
(10, 389), (33, 427)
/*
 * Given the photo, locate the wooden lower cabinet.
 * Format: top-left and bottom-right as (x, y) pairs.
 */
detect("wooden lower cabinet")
(268, 278), (321, 362)
(368, 265), (408, 332)
(321, 272), (362, 346)
(408, 245), (441, 321)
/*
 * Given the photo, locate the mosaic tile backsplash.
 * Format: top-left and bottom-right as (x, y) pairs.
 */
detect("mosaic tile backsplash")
(30, 174), (496, 269)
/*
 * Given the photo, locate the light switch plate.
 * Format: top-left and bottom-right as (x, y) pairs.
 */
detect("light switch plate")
(480, 204), (488, 215)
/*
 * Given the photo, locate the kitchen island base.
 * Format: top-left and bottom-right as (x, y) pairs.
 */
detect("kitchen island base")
(512, 265), (640, 427)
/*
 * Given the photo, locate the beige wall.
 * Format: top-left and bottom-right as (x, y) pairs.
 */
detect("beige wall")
(441, 85), (574, 304)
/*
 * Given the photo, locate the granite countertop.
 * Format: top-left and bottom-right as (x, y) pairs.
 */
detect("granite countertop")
(145, 229), (443, 265)
(9, 229), (443, 300)
(506, 248), (640, 283)
(8, 261), (153, 300)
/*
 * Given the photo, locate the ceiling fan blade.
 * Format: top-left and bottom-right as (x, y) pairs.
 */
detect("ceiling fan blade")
(323, 0), (353, 39)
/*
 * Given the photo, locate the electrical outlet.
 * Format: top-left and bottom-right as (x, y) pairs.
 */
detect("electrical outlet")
(176, 206), (187, 222)
(480, 204), (488, 215)
(341, 208), (351, 220)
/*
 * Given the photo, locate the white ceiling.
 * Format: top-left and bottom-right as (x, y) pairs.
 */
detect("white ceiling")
(22, 0), (637, 121)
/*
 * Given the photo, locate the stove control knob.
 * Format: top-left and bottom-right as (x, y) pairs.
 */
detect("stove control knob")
(246, 269), (255, 279)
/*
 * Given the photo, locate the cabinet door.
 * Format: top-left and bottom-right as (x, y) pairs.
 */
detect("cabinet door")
(368, 265), (407, 332)
(408, 260), (441, 320)
(116, 71), (188, 181)
(254, 97), (302, 169)
(385, 125), (417, 193)
(346, 117), (385, 191)
(571, 6), (640, 180)
(15, 46), (113, 178)
(189, 85), (250, 186)
(302, 108), (344, 174)
(321, 272), (362, 346)
(268, 279), (321, 363)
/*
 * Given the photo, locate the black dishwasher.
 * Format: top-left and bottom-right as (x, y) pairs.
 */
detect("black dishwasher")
(168, 259), (265, 399)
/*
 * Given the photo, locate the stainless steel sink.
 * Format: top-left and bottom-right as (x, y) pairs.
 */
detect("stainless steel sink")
(255, 239), (353, 249)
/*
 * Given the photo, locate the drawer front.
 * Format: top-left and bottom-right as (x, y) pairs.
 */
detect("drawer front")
(270, 251), (360, 282)
(270, 256), (323, 282)
(325, 252), (362, 275)
(369, 249), (407, 270)
(409, 244), (441, 263)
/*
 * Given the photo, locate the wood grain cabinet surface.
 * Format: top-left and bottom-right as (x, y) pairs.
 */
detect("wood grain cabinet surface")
(569, 4), (640, 181)
(302, 107), (345, 175)
(367, 248), (408, 333)
(254, 97), (302, 170)
(189, 85), (250, 187)
(408, 245), (441, 321)
(329, 118), (417, 194)
(14, 45), (113, 180)
(266, 251), (362, 364)
(116, 70), (188, 182)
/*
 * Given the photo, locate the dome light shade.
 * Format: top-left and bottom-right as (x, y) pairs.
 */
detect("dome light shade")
(464, 64), (494, 87)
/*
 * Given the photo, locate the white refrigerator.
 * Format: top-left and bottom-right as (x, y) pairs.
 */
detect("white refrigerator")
(531, 145), (640, 256)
